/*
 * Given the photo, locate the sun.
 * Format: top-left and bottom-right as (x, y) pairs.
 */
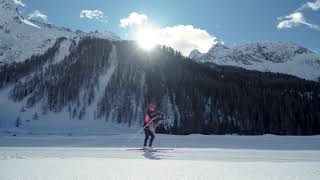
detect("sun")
(135, 26), (159, 50)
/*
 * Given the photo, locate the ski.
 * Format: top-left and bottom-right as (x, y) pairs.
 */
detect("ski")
(126, 148), (174, 152)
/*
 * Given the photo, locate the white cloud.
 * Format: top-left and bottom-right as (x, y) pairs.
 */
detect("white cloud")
(277, 1), (320, 31)
(119, 12), (148, 28)
(135, 25), (216, 55)
(155, 25), (216, 55)
(298, 0), (320, 11)
(13, 0), (25, 7)
(80, 9), (107, 23)
(306, 0), (320, 10)
(120, 12), (217, 55)
(80, 9), (103, 20)
(277, 12), (320, 30)
(28, 10), (48, 22)
(277, 12), (305, 29)
(307, 0), (320, 11)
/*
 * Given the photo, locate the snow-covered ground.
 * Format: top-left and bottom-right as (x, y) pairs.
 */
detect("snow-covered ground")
(0, 134), (320, 180)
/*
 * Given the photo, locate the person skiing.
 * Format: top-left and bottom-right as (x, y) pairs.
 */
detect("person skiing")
(143, 103), (162, 150)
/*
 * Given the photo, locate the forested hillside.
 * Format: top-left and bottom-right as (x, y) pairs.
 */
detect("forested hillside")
(1, 37), (319, 135)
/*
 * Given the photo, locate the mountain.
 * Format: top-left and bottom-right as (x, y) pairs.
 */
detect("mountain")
(1, 38), (320, 135)
(188, 49), (203, 59)
(189, 42), (320, 81)
(0, 0), (120, 64)
(0, 0), (320, 135)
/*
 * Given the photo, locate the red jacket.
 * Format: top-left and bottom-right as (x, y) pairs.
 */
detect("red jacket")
(144, 113), (152, 125)
(144, 110), (158, 126)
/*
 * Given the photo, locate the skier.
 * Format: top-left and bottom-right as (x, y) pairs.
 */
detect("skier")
(143, 103), (162, 150)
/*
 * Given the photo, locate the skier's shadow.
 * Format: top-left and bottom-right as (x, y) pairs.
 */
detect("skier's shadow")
(143, 151), (161, 160)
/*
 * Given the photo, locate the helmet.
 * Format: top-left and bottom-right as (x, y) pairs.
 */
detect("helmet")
(147, 104), (156, 111)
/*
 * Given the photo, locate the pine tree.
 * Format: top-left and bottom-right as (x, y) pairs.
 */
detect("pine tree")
(32, 112), (39, 120)
(15, 116), (21, 127)
(19, 106), (26, 112)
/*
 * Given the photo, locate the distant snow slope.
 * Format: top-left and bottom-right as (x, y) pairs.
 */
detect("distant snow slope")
(1, 134), (320, 150)
(0, 0), (120, 63)
(190, 42), (320, 81)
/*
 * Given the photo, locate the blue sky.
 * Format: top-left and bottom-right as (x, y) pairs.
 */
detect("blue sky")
(16, 0), (320, 54)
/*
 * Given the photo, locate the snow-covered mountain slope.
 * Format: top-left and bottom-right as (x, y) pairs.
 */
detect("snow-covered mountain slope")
(0, 0), (120, 63)
(190, 42), (320, 81)
(1, 37), (319, 135)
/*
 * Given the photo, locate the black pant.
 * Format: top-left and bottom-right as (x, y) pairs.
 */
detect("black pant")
(144, 126), (155, 147)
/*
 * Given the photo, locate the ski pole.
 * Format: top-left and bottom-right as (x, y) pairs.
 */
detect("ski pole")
(127, 120), (155, 144)
(127, 113), (163, 144)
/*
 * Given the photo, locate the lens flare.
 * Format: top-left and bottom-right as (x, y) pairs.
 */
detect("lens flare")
(135, 26), (159, 50)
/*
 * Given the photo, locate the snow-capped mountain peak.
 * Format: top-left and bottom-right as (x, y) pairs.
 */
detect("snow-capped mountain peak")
(0, 0), (38, 28)
(0, 0), (120, 63)
(209, 42), (228, 51)
(188, 49), (203, 59)
(0, 0), (75, 63)
(207, 42), (229, 55)
(190, 42), (320, 81)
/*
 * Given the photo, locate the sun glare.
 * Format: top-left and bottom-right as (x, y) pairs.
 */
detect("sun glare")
(135, 26), (159, 51)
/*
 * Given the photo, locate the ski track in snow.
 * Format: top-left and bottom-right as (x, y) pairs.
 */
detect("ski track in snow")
(0, 134), (320, 180)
